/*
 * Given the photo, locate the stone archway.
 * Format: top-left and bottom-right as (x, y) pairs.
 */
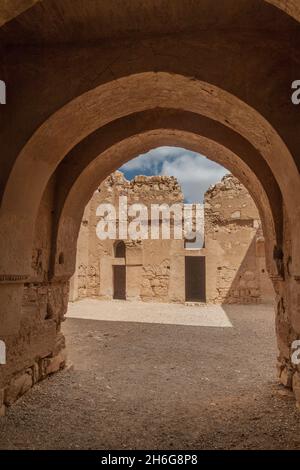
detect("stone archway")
(0, 1), (300, 414)
(0, 73), (299, 411)
(1, 73), (298, 277)
(53, 129), (279, 281)
(49, 127), (294, 400)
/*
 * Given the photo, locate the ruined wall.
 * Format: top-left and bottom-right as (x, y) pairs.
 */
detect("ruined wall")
(71, 172), (274, 305)
(0, 177), (67, 414)
(0, 174), (287, 416)
(70, 172), (186, 303)
(0, 0), (299, 414)
(205, 175), (275, 304)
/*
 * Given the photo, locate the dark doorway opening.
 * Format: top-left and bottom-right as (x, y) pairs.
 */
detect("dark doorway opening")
(113, 265), (126, 300)
(114, 240), (126, 258)
(185, 256), (206, 302)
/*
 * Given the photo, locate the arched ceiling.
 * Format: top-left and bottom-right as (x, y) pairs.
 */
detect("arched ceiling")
(1, 72), (299, 276)
(0, 0), (299, 275)
(0, 0), (299, 44)
(266, 0), (300, 22)
(0, 0), (40, 27)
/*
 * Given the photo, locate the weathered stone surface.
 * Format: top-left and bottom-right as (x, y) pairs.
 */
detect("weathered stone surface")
(0, 0), (299, 412)
(279, 366), (294, 389)
(42, 349), (67, 377)
(0, 0), (40, 27)
(0, 389), (4, 407)
(32, 362), (40, 385)
(4, 371), (33, 406)
(205, 175), (274, 304)
(292, 372), (300, 405)
(70, 172), (185, 303)
(71, 173), (273, 305)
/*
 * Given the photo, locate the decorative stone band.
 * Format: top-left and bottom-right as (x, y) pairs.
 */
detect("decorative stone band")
(0, 274), (29, 283)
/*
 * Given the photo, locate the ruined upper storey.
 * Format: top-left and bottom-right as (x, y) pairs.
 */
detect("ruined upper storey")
(99, 171), (184, 205)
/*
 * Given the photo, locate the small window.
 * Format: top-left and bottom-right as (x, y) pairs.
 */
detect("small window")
(114, 240), (126, 258)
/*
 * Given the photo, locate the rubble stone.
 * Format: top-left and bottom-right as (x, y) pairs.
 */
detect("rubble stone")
(70, 173), (274, 305)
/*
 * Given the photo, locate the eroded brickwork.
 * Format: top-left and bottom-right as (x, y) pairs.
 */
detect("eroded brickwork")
(0, 174), (281, 415)
(0, 282), (68, 414)
(71, 172), (274, 305)
(205, 175), (274, 304)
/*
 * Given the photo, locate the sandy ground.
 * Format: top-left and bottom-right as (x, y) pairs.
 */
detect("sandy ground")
(68, 299), (233, 327)
(0, 301), (300, 450)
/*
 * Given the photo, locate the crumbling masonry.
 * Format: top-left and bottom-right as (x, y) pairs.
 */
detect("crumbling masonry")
(1, 1), (300, 413)
(70, 172), (274, 305)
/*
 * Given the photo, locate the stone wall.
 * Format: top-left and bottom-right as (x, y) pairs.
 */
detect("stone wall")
(205, 175), (274, 304)
(141, 259), (171, 301)
(71, 172), (274, 305)
(0, 0), (299, 413)
(0, 281), (68, 414)
(69, 172), (186, 303)
(0, 172), (276, 415)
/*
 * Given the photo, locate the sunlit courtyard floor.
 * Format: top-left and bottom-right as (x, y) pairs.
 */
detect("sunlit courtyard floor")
(0, 301), (300, 450)
(68, 298), (234, 328)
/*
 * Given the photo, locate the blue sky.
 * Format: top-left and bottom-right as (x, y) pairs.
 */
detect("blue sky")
(119, 146), (228, 203)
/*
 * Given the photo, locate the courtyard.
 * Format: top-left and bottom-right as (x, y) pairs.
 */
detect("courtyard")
(0, 301), (299, 450)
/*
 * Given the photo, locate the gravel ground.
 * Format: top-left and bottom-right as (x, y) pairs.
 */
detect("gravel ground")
(0, 302), (300, 450)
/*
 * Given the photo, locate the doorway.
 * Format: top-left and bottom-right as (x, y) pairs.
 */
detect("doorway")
(185, 256), (206, 302)
(113, 265), (126, 300)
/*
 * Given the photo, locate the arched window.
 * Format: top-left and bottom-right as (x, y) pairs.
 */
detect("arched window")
(114, 240), (126, 258)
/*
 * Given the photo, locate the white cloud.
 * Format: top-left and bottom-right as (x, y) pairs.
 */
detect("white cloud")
(120, 147), (228, 202)
(161, 153), (228, 202)
(121, 146), (184, 172)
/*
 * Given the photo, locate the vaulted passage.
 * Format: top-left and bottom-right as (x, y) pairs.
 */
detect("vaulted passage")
(0, 0), (300, 447)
